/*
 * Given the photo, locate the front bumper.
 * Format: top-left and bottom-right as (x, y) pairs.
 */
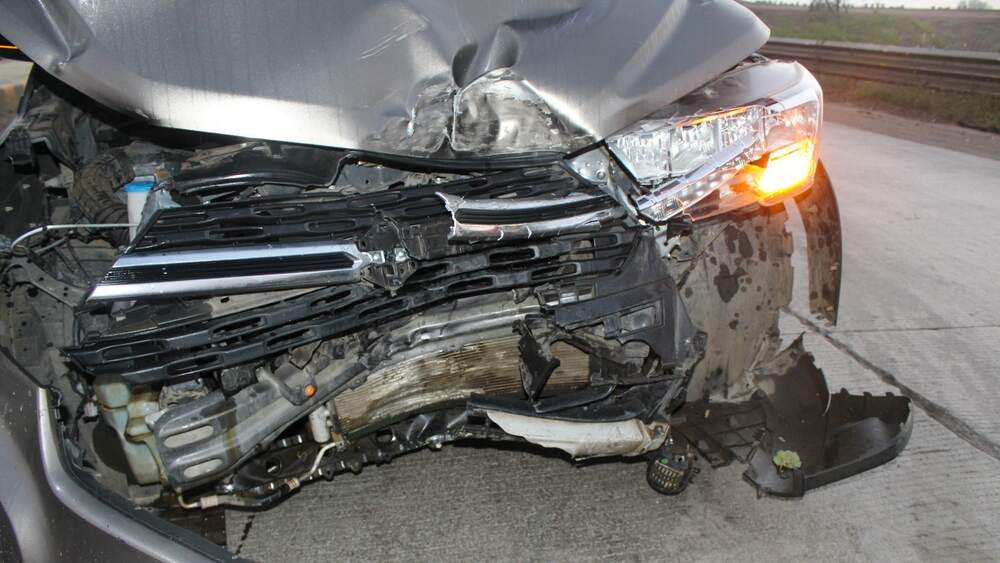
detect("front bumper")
(0, 349), (233, 562)
(0, 157), (912, 558)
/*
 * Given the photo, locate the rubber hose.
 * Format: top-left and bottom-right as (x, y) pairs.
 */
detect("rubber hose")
(68, 151), (134, 247)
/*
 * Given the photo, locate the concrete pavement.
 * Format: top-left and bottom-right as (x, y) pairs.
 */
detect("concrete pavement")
(227, 121), (1000, 562)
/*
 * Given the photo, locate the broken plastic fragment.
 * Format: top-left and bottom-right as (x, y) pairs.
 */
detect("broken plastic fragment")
(484, 410), (667, 459)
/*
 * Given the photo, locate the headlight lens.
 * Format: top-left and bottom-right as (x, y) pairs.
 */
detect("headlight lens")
(608, 107), (766, 183)
(607, 61), (822, 222)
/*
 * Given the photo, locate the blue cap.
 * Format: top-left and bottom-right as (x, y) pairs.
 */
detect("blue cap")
(123, 180), (156, 193)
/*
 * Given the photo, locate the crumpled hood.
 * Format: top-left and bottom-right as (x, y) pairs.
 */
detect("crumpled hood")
(0, 0), (768, 158)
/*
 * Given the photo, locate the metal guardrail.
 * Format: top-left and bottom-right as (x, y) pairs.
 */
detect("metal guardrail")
(761, 37), (1000, 97)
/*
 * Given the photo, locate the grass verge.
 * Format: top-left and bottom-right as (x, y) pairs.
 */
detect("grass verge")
(767, 12), (949, 49)
(746, 4), (1000, 52)
(817, 75), (1000, 133)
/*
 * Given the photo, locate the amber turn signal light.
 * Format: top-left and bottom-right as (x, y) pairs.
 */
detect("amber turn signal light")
(753, 140), (816, 198)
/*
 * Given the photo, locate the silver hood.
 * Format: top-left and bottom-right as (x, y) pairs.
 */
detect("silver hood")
(0, 0), (768, 158)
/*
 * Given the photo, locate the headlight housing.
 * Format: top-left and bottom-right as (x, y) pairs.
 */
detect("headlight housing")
(607, 61), (822, 222)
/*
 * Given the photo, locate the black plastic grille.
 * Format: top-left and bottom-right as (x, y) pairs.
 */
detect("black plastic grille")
(134, 167), (586, 252)
(69, 229), (637, 384)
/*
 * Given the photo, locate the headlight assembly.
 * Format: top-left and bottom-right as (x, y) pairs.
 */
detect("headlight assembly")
(606, 61), (822, 222)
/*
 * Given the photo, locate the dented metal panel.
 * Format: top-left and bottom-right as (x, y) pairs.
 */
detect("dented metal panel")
(0, 0), (768, 156)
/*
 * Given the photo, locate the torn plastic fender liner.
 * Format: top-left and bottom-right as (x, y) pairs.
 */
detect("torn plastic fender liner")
(484, 410), (668, 459)
(794, 162), (842, 325)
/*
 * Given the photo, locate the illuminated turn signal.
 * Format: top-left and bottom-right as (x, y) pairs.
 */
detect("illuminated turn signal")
(754, 140), (816, 197)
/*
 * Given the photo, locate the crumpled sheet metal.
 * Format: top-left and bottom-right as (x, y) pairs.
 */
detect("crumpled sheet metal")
(0, 0), (768, 157)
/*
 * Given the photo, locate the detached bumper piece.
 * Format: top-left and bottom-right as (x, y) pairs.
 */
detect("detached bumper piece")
(673, 337), (912, 498)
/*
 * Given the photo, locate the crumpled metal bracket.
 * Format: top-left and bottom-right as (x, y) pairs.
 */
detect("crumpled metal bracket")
(4, 257), (86, 307)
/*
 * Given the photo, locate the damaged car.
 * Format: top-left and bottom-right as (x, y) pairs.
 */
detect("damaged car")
(0, 0), (911, 559)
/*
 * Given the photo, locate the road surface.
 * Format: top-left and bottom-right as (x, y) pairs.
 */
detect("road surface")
(227, 118), (1000, 562)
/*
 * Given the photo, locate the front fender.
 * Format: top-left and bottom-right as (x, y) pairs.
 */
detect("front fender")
(795, 162), (842, 325)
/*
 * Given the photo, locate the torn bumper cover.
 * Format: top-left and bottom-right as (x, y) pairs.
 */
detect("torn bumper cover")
(675, 337), (912, 498)
(666, 166), (910, 498)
